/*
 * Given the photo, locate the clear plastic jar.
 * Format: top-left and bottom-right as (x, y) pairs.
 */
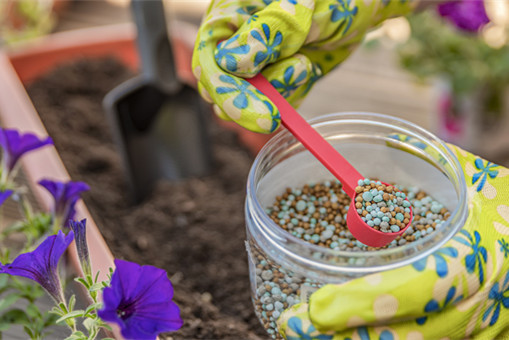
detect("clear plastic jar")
(244, 112), (469, 339)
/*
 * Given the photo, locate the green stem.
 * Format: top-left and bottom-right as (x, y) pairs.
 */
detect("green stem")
(0, 163), (8, 188)
(66, 318), (77, 333)
(52, 216), (61, 234)
(20, 193), (34, 222)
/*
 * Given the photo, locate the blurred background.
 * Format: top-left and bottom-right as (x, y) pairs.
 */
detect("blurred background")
(1, 0), (508, 165)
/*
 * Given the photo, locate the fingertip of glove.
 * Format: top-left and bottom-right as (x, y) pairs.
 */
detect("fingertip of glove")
(213, 104), (277, 135)
(215, 36), (256, 76)
(197, 81), (214, 104)
(213, 104), (233, 122)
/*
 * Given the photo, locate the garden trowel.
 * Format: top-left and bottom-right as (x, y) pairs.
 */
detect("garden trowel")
(103, 0), (211, 203)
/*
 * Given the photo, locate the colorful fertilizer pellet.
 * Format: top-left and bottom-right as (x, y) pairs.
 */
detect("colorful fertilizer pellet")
(253, 179), (451, 339)
(266, 179), (450, 251)
(354, 178), (411, 233)
(249, 242), (311, 340)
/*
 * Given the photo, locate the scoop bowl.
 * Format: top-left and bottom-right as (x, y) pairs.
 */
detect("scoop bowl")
(346, 182), (414, 248)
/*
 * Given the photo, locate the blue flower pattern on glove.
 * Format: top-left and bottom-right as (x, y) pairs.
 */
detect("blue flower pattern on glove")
(388, 134), (428, 150)
(483, 271), (509, 326)
(416, 286), (463, 325)
(248, 14), (259, 24)
(261, 100), (281, 132)
(329, 0), (358, 34)
(252, 23), (283, 67)
(236, 5), (258, 15)
(303, 63), (323, 95)
(498, 239), (509, 258)
(352, 327), (395, 340)
(271, 66), (308, 98)
(454, 230), (488, 285)
(216, 75), (259, 109)
(215, 36), (250, 72)
(412, 246), (458, 278)
(472, 158), (499, 192)
(263, 0), (297, 5)
(286, 316), (333, 340)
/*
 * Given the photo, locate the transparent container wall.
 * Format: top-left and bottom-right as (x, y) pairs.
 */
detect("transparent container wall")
(247, 113), (467, 277)
(246, 234), (326, 340)
(246, 113), (468, 339)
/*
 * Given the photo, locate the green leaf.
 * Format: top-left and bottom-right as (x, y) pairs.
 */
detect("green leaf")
(50, 306), (66, 318)
(0, 247), (10, 263)
(55, 310), (85, 324)
(0, 322), (10, 331)
(68, 295), (76, 312)
(43, 312), (60, 328)
(88, 327), (99, 340)
(0, 308), (30, 326)
(82, 317), (95, 332)
(25, 303), (42, 319)
(58, 302), (68, 313)
(23, 326), (35, 339)
(84, 302), (101, 316)
(101, 324), (112, 331)
(1, 221), (25, 235)
(4, 212), (52, 243)
(107, 267), (114, 281)
(12, 279), (44, 302)
(64, 331), (87, 340)
(0, 294), (21, 311)
(0, 275), (8, 289)
(89, 283), (105, 292)
(74, 277), (89, 289)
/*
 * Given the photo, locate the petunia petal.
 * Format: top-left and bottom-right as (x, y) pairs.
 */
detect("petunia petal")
(0, 190), (13, 207)
(131, 301), (183, 332)
(0, 230), (73, 303)
(0, 128), (53, 171)
(98, 259), (182, 339)
(437, 0), (489, 32)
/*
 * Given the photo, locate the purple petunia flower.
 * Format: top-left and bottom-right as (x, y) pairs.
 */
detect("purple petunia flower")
(0, 230), (74, 304)
(38, 179), (90, 228)
(69, 219), (91, 277)
(0, 128), (53, 174)
(437, 0), (490, 32)
(98, 259), (183, 340)
(0, 189), (13, 207)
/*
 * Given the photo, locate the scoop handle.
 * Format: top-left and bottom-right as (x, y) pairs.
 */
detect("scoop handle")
(131, 0), (178, 90)
(247, 74), (363, 197)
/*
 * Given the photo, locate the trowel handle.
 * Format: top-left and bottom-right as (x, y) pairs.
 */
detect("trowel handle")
(131, 0), (178, 90)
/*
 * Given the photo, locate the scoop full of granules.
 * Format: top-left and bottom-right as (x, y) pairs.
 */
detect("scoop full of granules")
(266, 179), (450, 250)
(354, 178), (411, 233)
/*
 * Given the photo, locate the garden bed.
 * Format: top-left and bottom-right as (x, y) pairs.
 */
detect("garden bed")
(26, 57), (266, 339)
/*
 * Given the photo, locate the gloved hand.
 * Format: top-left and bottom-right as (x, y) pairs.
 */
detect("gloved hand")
(278, 144), (509, 340)
(192, 0), (417, 133)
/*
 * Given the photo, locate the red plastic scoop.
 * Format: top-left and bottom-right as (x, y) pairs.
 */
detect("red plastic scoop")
(247, 74), (412, 247)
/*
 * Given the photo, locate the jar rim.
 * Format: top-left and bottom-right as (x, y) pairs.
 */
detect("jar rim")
(246, 112), (469, 274)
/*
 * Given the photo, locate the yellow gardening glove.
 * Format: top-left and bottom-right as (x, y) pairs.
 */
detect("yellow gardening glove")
(278, 144), (509, 340)
(192, 0), (418, 133)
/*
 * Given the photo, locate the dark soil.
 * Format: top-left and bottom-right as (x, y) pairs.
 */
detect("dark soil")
(27, 58), (267, 339)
